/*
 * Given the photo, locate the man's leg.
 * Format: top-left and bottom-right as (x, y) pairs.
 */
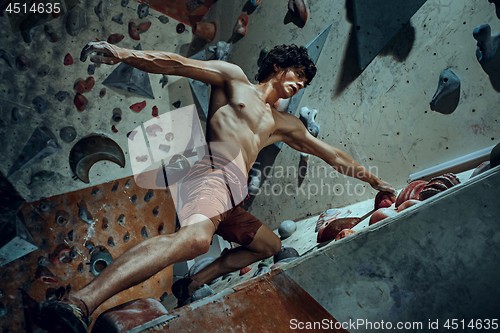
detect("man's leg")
(186, 224), (281, 292)
(40, 214), (215, 332)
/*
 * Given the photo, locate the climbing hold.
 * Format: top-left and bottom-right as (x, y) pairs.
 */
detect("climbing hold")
(130, 194), (137, 203)
(0, 49), (14, 67)
(121, 0), (129, 7)
(94, 0), (105, 22)
(55, 210), (70, 226)
(137, 3), (149, 18)
(32, 96), (48, 114)
(130, 100), (147, 112)
(152, 206), (159, 216)
(55, 91), (70, 102)
(112, 108), (122, 123)
(159, 74), (168, 88)
(69, 134), (126, 183)
(273, 247), (299, 263)
(176, 23), (186, 34)
(74, 77), (95, 94)
(108, 237), (115, 247)
(8, 126), (60, 177)
(284, 0), (309, 28)
(123, 231), (130, 242)
(430, 68), (460, 114)
(64, 53), (74, 65)
(233, 13), (249, 38)
(144, 190), (154, 202)
(112, 13), (124, 24)
(87, 64), (96, 75)
(65, 5), (88, 36)
(278, 220), (297, 239)
(73, 93), (88, 111)
(15, 55), (31, 71)
(141, 226), (148, 238)
(207, 41), (232, 61)
(107, 33), (125, 44)
(67, 230), (74, 241)
(158, 15), (169, 24)
(152, 105), (159, 117)
(128, 19), (152, 40)
(248, 169), (261, 196)
(172, 100), (181, 108)
(77, 200), (94, 224)
(102, 217), (109, 229)
(299, 106), (320, 137)
(239, 266), (252, 275)
(37, 64), (51, 77)
(59, 126), (77, 143)
(473, 23), (500, 64)
(90, 247), (113, 276)
(44, 24), (59, 42)
(11, 107), (22, 122)
(99, 88), (106, 98)
(193, 21), (217, 42)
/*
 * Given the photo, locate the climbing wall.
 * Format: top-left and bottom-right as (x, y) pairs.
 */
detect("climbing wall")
(0, 175), (176, 332)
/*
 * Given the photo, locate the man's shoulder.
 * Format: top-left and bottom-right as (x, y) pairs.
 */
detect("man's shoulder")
(207, 60), (249, 82)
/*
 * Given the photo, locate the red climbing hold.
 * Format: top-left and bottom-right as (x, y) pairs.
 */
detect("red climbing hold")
(111, 125), (118, 133)
(74, 93), (88, 111)
(74, 77), (95, 94)
(107, 33), (125, 44)
(152, 105), (159, 117)
(128, 20), (152, 40)
(64, 53), (74, 65)
(130, 100), (146, 112)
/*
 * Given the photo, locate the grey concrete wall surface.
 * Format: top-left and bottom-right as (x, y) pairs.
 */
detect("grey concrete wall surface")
(284, 166), (500, 332)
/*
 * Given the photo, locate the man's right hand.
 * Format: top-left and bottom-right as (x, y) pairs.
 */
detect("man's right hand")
(80, 41), (121, 65)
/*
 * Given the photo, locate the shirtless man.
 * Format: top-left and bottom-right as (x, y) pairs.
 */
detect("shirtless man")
(39, 42), (395, 332)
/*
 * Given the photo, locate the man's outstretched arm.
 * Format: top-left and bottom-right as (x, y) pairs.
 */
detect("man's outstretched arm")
(281, 116), (396, 194)
(80, 41), (244, 86)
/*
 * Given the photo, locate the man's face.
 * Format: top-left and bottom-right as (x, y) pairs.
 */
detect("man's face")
(275, 66), (308, 98)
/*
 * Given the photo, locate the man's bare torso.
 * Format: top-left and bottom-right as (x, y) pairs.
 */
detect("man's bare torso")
(206, 77), (286, 172)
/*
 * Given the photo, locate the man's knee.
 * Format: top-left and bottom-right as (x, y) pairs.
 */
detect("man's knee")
(190, 233), (212, 255)
(262, 238), (282, 258)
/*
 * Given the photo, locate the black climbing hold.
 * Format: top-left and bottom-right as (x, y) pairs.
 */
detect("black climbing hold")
(37, 64), (51, 77)
(141, 226), (148, 238)
(137, 3), (149, 18)
(55, 91), (70, 102)
(60, 126), (77, 143)
(55, 210), (70, 226)
(172, 100), (181, 108)
(144, 189), (154, 202)
(158, 15), (169, 24)
(108, 236), (115, 247)
(117, 214), (126, 226)
(123, 231), (130, 242)
(112, 13), (124, 24)
(32, 96), (48, 114)
(102, 217), (109, 230)
(87, 64), (96, 75)
(111, 181), (119, 192)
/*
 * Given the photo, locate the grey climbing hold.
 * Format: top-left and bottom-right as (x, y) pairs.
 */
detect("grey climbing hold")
(278, 220), (297, 239)
(158, 15), (169, 24)
(87, 64), (96, 75)
(90, 247), (113, 276)
(78, 200), (94, 224)
(191, 284), (215, 302)
(55, 91), (70, 102)
(8, 127), (60, 177)
(248, 168), (261, 196)
(60, 126), (77, 143)
(273, 247), (299, 263)
(121, 0), (129, 7)
(112, 13), (124, 25)
(37, 64), (51, 77)
(207, 41), (232, 61)
(66, 5), (88, 36)
(189, 257), (215, 276)
(473, 24), (500, 64)
(430, 68), (460, 114)
(159, 74), (168, 88)
(69, 134), (125, 183)
(299, 106), (319, 137)
(32, 96), (48, 113)
(94, 0), (105, 22)
(137, 3), (149, 18)
(11, 107), (22, 123)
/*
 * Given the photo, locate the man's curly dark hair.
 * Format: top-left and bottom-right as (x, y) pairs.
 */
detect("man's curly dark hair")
(255, 44), (317, 85)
